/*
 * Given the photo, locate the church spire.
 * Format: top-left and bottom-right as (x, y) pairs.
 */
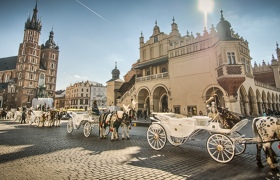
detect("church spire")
(25, 0), (42, 32)
(111, 62), (120, 80)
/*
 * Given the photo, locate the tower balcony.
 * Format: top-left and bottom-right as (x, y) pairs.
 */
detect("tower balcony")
(216, 64), (246, 96)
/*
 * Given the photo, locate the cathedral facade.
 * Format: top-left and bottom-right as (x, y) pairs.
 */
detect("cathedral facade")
(0, 2), (59, 109)
(114, 11), (280, 117)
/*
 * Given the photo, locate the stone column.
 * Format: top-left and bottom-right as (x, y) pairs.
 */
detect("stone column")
(251, 96), (259, 116)
(258, 102), (263, 115)
(244, 102), (250, 116)
(149, 96), (154, 113)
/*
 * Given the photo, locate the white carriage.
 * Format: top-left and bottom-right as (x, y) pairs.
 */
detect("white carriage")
(66, 111), (110, 138)
(147, 112), (249, 163)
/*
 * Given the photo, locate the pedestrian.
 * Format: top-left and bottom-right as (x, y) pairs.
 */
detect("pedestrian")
(199, 110), (203, 116)
(144, 109), (147, 120)
(21, 110), (26, 124)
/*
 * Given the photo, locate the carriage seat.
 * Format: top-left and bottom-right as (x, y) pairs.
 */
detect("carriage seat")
(192, 116), (212, 126)
(156, 113), (196, 127)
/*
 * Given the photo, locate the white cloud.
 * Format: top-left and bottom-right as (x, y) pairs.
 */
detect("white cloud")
(74, 75), (88, 80)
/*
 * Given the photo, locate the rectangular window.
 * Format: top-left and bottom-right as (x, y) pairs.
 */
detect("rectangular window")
(227, 52), (236, 64)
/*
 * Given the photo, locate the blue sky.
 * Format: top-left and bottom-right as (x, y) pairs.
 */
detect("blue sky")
(0, 0), (279, 90)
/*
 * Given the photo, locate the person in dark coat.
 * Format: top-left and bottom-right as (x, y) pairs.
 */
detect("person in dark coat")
(92, 100), (100, 115)
(21, 110), (26, 124)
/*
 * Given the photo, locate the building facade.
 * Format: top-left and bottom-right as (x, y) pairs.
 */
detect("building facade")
(114, 11), (280, 117)
(54, 90), (66, 109)
(0, 2), (59, 109)
(65, 81), (106, 110)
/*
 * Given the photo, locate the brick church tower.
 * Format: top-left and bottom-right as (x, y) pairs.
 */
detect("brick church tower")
(0, 1), (59, 109)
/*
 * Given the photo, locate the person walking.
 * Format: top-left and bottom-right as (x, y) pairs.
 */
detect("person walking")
(21, 110), (26, 124)
(144, 109), (147, 120)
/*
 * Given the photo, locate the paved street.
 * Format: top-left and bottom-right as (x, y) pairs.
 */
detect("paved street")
(1, 118), (280, 180)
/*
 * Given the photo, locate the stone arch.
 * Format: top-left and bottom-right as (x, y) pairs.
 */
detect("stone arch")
(204, 86), (225, 108)
(256, 89), (263, 114)
(272, 93), (276, 111)
(267, 92), (272, 112)
(248, 87), (258, 116)
(151, 84), (169, 112)
(262, 90), (267, 113)
(159, 93), (168, 112)
(276, 94), (279, 111)
(136, 86), (151, 114)
(239, 85), (248, 116)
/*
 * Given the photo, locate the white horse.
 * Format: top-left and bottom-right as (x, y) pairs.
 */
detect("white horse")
(6, 111), (14, 120)
(109, 103), (134, 141)
(253, 116), (280, 172)
(35, 111), (50, 127)
(13, 111), (22, 122)
(121, 100), (137, 140)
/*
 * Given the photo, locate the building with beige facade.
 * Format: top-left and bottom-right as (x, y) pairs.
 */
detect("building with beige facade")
(65, 81), (106, 110)
(109, 11), (280, 117)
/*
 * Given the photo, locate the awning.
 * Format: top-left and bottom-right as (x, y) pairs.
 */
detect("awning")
(134, 56), (168, 69)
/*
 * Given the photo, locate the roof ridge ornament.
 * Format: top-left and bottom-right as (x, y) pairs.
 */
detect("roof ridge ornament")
(220, 9), (224, 20)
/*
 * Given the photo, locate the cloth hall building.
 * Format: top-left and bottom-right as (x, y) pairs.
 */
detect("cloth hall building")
(108, 11), (280, 117)
(0, 2), (59, 109)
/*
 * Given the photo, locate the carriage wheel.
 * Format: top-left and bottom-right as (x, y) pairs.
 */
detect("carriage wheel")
(67, 118), (74, 134)
(229, 131), (246, 155)
(168, 136), (186, 146)
(147, 124), (167, 150)
(207, 134), (235, 163)
(84, 122), (92, 137)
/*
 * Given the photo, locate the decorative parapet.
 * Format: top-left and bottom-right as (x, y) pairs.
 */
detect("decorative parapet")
(254, 80), (280, 92)
(136, 72), (169, 82)
(216, 64), (245, 78)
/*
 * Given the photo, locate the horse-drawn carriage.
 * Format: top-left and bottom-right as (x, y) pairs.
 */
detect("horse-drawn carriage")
(66, 110), (107, 137)
(147, 95), (280, 171)
(148, 112), (248, 163)
(66, 102), (137, 140)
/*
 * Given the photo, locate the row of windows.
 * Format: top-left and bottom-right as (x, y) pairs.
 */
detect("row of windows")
(42, 53), (57, 60)
(19, 56), (38, 64)
(241, 58), (252, 74)
(145, 67), (167, 76)
(72, 88), (89, 93)
(0, 74), (11, 83)
(217, 52), (252, 73)
(70, 99), (89, 105)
